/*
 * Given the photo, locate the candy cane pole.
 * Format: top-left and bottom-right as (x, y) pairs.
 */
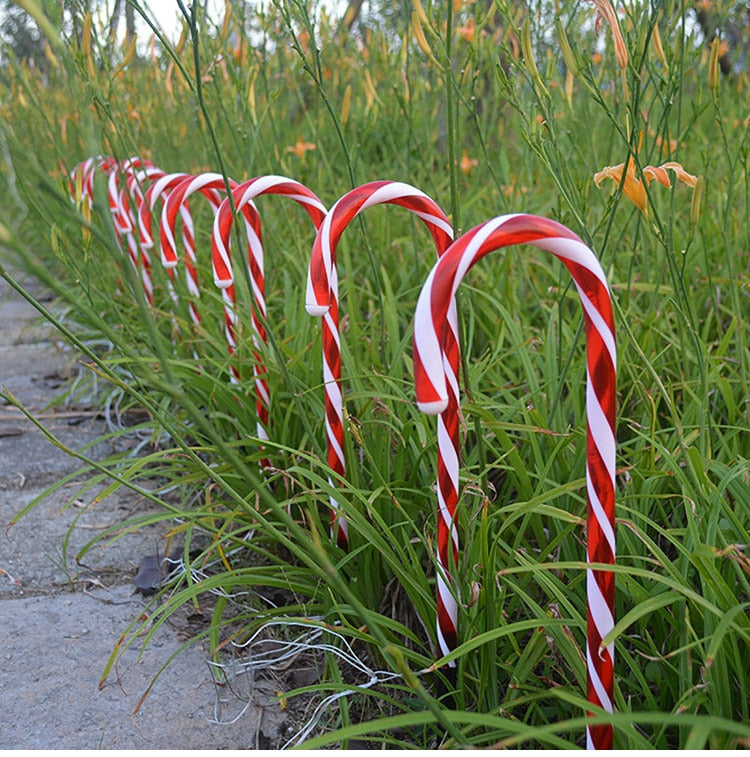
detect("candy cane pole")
(305, 181), (455, 552)
(69, 156), (116, 203)
(211, 176), (328, 467)
(120, 159), (169, 305)
(107, 157), (160, 304)
(139, 172), (215, 329)
(161, 173), (262, 350)
(69, 156), (142, 299)
(412, 214), (617, 749)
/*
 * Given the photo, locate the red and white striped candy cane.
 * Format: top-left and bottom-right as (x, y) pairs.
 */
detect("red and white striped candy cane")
(69, 156), (157, 302)
(305, 180), (455, 551)
(160, 173), (262, 354)
(211, 176), (328, 465)
(69, 156), (116, 203)
(412, 214), (616, 750)
(117, 158), (163, 304)
(137, 172), (200, 334)
(140, 172), (216, 327)
(104, 157), (160, 304)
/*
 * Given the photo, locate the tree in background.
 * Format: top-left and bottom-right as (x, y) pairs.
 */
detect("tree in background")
(0, 0), (50, 72)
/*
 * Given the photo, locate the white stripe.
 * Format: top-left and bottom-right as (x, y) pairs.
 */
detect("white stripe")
(587, 569), (615, 657)
(437, 416), (459, 488)
(255, 377), (271, 406)
(586, 641), (614, 712)
(578, 287), (618, 371)
(586, 468), (617, 557)
(212, 209), (233, 287)
(239, 176), (327, 216)
(449, 217), (517, 300)
(586, 370), (617, 475)
(360, 182), (427, 209)
(325, 416), (346, 466)
(411, 210), (454, 240)
(414, 264), (447, 414)
(531, 237), (617, 370)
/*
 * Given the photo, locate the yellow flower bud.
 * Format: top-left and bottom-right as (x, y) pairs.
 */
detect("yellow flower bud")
(690, 175), (704, 228)
(363, 69), (378, 109)
(412, 11), (443, 69)
(81, 10), (95, 77)
(175, 26), (187, 56)
(50, 224), (60, 255)
(43, 41), (57, 68)
(0, 221), (13, 245)
(81, 195), (91, 245)
(81, 10), (91, 58)
(565, 68), (574, 106)
(412, 0), (430, 28)
(113, 34), (137, 78)
(652, 19), (668, 72)
(556, 19), (579, 77)
(340, 83), (352, 126)
(708, 36), (720, 93)
(521, 16), (550, 98)
(245, 71), (256, 121)
(220, 2), (231, 39)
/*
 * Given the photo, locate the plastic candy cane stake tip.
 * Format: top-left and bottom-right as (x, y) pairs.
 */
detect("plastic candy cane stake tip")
(417, 398), (448, 415)
(306, 303), (329, 317)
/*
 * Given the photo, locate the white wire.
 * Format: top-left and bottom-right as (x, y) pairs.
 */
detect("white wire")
(206, 618), (404, 747)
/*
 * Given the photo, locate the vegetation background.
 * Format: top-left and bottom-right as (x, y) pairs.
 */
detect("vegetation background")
(0, 0), (748, 748)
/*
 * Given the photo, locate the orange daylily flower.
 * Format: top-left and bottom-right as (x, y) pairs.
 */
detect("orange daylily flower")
(501, 175), (530, 197)
(460, 150), (478, 174)
(643, 162), (698, 189)
(286, 138), (316, 159)
(589, 0), (628, 70)
(458, 19), (476, 43)
(594, 154), (698, 216)
(594, 157), (647, 212)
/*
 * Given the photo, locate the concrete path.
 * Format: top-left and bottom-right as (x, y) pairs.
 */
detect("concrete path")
(0, 267), (291, 748)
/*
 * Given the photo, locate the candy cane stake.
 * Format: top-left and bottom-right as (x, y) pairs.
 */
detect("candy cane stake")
(122, 162), (167, 305)
(131, 171), (184, 304)
(211, 176), (328, 466)
(107, 157), (159, 304)
(69, 156), (117, 204)
(137, 172), (207, 344)
(69, 156), (159, 303)
(137, 172), (216, 332)
(412, 213), (617, 750)
(305, 180), (455, 554)
(161, 173), (262, 343)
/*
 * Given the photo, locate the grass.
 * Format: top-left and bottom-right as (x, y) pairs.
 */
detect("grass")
(0, 0), (748, 748)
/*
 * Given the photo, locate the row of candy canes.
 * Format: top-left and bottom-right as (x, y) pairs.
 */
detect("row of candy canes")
(68, 160), (616, 749)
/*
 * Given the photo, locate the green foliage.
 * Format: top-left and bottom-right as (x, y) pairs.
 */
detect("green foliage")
(0, 0), (748, 748)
